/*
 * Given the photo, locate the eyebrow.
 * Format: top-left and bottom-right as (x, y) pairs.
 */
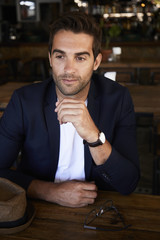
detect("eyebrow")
(52, 49), (65, 55)
(52, 49), (90, 57)
(75, 51), (90, 57)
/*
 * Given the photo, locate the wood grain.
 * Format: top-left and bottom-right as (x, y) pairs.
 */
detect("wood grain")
(1, 191), (160, 239)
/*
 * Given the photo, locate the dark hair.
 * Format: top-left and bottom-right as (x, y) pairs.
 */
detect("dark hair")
(48, 11), (102, 59)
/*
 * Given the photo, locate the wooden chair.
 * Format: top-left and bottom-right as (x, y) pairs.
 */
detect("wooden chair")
(152, 113), (160, 194)
(153, 156), (160, 195)
(153, 113), (160, 155)
(99, 67), (136, 84)
(30, 57), (50, 81)
(150, 68), (160, 85)
(0, 63), (8, 85)
(137, 68), (151, 85)
(135, 112), (154, 152)
(19, 57), (50, 82)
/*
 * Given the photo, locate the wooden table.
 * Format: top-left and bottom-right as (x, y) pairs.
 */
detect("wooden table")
(100, 61), (160, 69)
(0, 82), (30, 104)
(1, 191), (160, 239)
(100, 60), (160, 84)
(0, 82), (30, 117)
(126, 85), (160, 115)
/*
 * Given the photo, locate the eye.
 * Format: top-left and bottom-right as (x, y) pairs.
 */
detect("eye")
(55, 55), (64, 59)
(76, 56), (86, 61)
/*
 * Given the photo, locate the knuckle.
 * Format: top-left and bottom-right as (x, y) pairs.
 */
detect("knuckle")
(89, 198), (95, 204)
(80, 102), (85, 108)
(94, 191), (98, 198)
(76, 182), (83, 189)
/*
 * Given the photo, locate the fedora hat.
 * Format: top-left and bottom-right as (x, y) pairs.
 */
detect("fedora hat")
(0, 178), (35, 235)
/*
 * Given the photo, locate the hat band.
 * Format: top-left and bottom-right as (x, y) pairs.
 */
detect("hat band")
(0, 212), (27, 229)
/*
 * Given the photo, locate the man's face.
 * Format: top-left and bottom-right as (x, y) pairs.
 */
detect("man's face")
(49, 30), (102, 100)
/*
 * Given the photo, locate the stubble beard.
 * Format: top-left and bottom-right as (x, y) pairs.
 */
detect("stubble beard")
(53, 73), (91, 97)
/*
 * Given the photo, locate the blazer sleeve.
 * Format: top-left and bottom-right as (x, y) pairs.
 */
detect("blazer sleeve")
(0, 91), (35, 189)
(92, 88), (140, 195)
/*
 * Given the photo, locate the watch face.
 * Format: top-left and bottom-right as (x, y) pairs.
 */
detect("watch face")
(83, 132), (106, 147)
(99, 132), (105, 144)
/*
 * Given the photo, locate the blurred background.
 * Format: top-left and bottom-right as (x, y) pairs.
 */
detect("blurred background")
(0, 0), (160, 196)
(0, 0), (160, 82)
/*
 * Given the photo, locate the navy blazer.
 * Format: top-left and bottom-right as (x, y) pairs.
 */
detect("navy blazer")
(0, 74), (140, 194)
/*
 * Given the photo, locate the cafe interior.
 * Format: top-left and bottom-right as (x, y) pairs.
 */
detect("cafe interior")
(0, 0), (160, 238)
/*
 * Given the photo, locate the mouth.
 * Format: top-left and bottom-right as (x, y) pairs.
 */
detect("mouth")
(61, 78), (78, 85)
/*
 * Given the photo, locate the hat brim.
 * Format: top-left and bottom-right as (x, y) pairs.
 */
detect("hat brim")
(0, 202), (36, 235)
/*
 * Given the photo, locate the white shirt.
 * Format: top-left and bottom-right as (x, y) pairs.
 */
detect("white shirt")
(54, 122), (85, 182)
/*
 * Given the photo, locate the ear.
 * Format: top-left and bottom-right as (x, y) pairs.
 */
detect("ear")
(93, 53), (102, 71)
(48, 52), (52, 67)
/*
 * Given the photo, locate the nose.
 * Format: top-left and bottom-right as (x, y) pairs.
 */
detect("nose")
(64, 58), (75, 74)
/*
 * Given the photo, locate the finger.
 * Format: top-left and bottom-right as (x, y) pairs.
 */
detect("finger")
(55, 98), (85, 109)
(55, 101), (85, 113)
(58, 114), (76, 125)
(55, 100), (59, 107)
(58, 109), (83, 122)
(71, 191), (97, 207)
(81, 197), (96, 206)
(82, 182), (98, 191)
(60, 98), (82, 104)
(83, 190), (97, 199)
(56, 98), (81, 108)
(58, 108), (83, 116)
(57, 108), (85, 125)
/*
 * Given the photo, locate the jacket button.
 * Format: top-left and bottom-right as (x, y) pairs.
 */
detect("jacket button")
(102, 172), (110, 181)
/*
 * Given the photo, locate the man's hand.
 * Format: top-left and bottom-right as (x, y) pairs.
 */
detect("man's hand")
(55, 98), (112, 165)
(27, 180), (97, 208)
(52, 181), (97, 207)
(55, 98), (99, 143)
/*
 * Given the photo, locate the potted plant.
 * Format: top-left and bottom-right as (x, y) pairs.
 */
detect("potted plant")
(102, 24), (121, 62)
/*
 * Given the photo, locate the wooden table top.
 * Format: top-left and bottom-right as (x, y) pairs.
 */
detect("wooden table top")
(0, 82), (30, 104)
(1, 191), (160, 239)
(126, 84), (160, 115)
(100, 60), (160, 69)
(0, 82), (30, 117)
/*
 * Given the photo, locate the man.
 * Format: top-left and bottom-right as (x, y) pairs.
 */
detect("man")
(0, 12), (140, 207)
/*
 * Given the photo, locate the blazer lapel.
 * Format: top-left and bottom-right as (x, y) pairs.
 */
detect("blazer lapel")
(44, 81), (60, 179)
(85, 78), (100, 180)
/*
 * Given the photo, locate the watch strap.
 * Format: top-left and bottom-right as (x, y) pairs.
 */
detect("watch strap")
(83, 132), (104, 147)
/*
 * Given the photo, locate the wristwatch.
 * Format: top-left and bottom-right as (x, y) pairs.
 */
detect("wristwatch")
(83, 132), (106, 147)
